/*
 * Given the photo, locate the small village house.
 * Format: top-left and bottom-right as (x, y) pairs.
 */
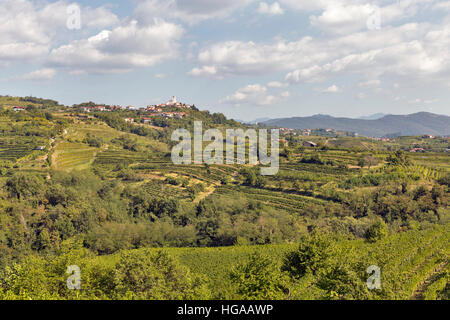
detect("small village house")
(303, 141), (317, 147)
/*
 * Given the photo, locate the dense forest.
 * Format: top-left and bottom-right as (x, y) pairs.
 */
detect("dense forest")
(0, 96), (448, 300)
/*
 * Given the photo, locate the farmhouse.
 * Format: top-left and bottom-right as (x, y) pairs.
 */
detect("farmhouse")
(409, 148), (425, 153)
(13, 106), (25, 111)
(303, 141), (317, 147)
(174, 112), (187, 119)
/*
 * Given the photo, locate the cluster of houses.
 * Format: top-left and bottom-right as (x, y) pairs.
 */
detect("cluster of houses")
(145, 96), (192, 110)
(279, 128), (317, 137)
(140, 96), (190, 121)
(142, 111), (187, 122)
(125, 111), (188, 124)
(369, 137), (391, 142)
(121, 97), (192, 124)
(79, 105), (123, 112)
(77, 96), (192, 114)
(139, 96), (190, 121)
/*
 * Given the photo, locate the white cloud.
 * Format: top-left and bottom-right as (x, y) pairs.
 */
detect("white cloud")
(0, 0), (119, 65)
(432, 1), (450, 11)
(257, 2), (284, 15)
(310, 3), (379, 34)
(188, 66), (219, 78)
(134, 0), (255, 24)
(0, 43), (49, 64)
(0, 1), (119, 45)
(48, 20), (184, 74)
(189, 37), (324, 78)
(358, 79), (381, 87)
(279, 0), (342, 11)
(285, 21), (450, 84)
(280, 91), (290, 97)
(221, 84), (288, 106)
(277, 0), (443, 37)
(191, 18), (450, 82)
(22, 68), (56, 81)
(320, 85), (341, 93)
(267, 81), (288, 88)
(357, 92), (367, 99)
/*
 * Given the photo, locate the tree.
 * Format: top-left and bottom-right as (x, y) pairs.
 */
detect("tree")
(282, 232), (335, 278)
(316, 261), (369, 300)
(229, 252), (290, 300)
(113, 249), (209, 299)
(6, 172), (45, 200)
(386, 150), (410, 166)
(357, 157), (366, 168)
(365, 155), (378, 169)
(364, 218), (388, 243)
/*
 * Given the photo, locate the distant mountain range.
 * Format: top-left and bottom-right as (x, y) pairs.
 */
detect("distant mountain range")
(262, 112), (450, 137)
(357, 113), (388, 120)
(238, 117), (272, 124)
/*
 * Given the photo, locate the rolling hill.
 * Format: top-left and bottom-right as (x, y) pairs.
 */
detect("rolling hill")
(262, 112), (450, 137)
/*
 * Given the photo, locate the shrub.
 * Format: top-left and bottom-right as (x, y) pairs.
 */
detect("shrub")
(229, 252), (289, 300)
(113, 249), (210, 299)
(364, 219), (389, 243)
(282, 232), (335, 278)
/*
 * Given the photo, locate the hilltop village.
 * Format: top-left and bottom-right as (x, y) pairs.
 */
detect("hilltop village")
(75, 96), (192, 121)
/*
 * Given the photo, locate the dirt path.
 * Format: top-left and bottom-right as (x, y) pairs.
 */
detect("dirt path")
(193, 183), (220, 203)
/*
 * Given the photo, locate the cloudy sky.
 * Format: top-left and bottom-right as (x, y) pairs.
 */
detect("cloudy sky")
(1, 0), (449, 121)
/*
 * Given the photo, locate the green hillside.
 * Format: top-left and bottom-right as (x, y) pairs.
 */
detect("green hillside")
(0, 96), (448, 300)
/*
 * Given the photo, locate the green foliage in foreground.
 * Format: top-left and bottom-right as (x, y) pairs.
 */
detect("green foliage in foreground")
(0, 225), (448, 300)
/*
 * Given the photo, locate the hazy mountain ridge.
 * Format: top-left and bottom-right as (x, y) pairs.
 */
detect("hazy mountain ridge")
(358, 113), (388, 120)
(263, 112), (450, 137)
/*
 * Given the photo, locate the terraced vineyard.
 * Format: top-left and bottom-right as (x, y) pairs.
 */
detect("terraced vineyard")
(215, 184), (326, 213)
(94, 148), (149, 165)
(0, 143), (34, 161)
(52, 142), (99, 171)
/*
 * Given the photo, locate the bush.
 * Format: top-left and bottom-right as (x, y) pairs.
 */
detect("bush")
(113, 249), (210, 299)
(229, 252), (289, 300)
(84, 133), (103, 148)
(282, 232), (335, 278)
(437, 174), (450, 187)
(165, 176), (180, 186)
(364, 219), (389, 243)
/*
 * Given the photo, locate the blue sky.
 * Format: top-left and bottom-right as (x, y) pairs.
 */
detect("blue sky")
(1, 0), (449, 121)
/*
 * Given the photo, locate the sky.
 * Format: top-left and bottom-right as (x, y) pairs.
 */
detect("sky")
(0, 0), (449, 121)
